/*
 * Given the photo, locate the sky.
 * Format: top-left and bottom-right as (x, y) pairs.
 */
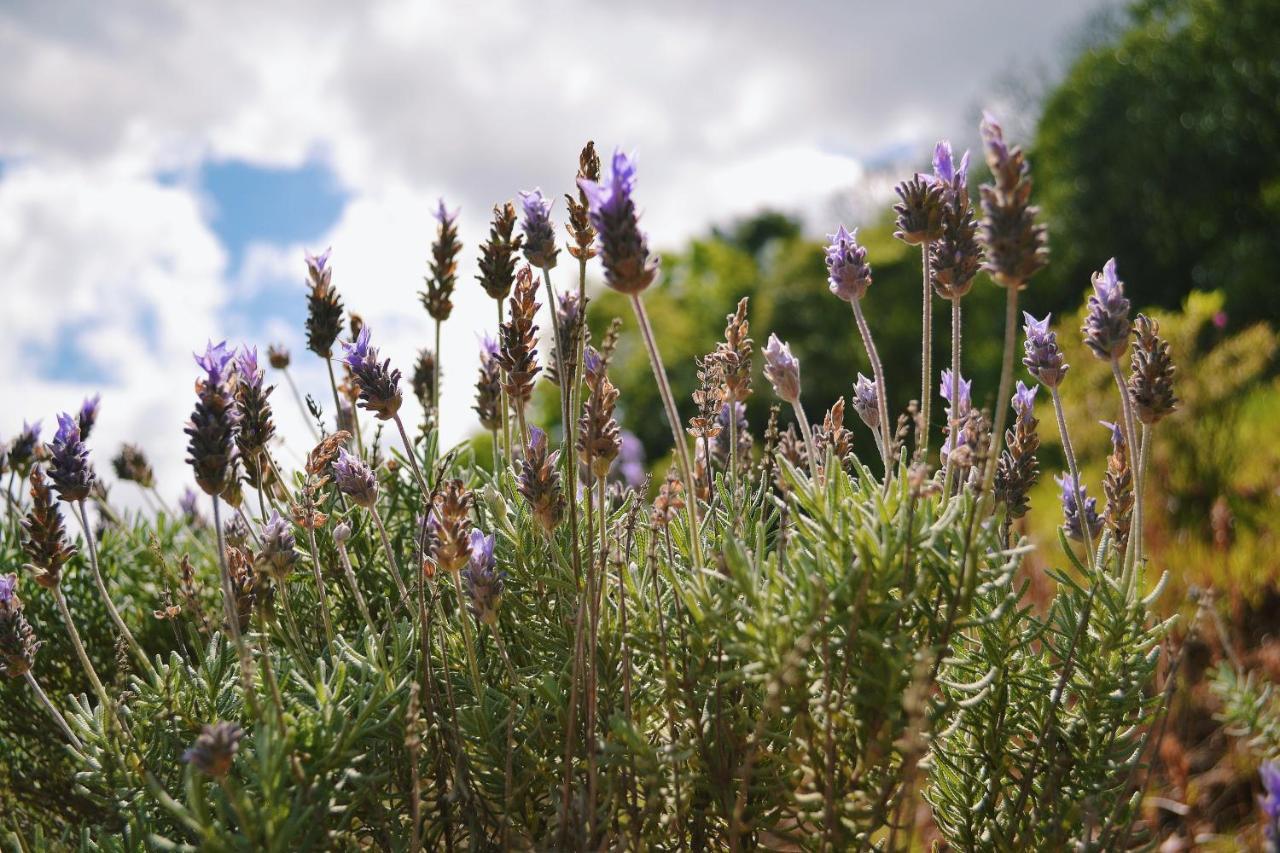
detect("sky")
(0, 0), (1116, 509)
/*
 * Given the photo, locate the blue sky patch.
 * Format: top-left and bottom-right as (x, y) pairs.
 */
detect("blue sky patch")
(199, 159), (348, 273)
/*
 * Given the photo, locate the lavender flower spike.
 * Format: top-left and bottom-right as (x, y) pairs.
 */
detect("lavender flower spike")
(1057, 474), (1102, 543)
(763, 334), (801, 404)
(186, 341), (240, 497)
(1022, 312), (1069, 388)
(463, 530), (506, 626)
(334, 447), (378, 508)
(578, 148), (659, 294)
(47, 412), (95, 503)
(7, 421), (42, 471)
(1012, 380), (1038, 419)
(78, 394), (101, 441)
(825, 225), (872, 302)
(519, 188), (559, 271)
(939, 368), (973, 463)
(1082, 257), (1132, 361)
(340, 326), (404, 421)
(257, 511), (299, 581)
(852, 374), (879, 431)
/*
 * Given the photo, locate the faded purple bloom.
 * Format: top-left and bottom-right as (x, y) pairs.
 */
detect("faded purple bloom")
(258, 511), (299, 580)
(1012, 381), (1038, 419)
(334, 447), (378, 508)
(78, 394), (101, 441)
(763, 334), (801, 404)
(435, 199), (459, 227)
(939, 369), (973, 463)
(1083, 258), (1132, 361)
(1260, 762), (1280, 831)
(1213, 311), (1228, 329)
(1058, 474), (1102, 543)
(1023, 312), (1069, 388)
(979, 111), (1008, 165)
(47, 412), (94, 503)
(7, 421), (42, 470)
(852, 373), (879, 431)
(583, 345), (603, 379)
(939, 369), (972, 418)
(1100, 420), (1126, 453)
(825, 225), (872, 302)
(195, 341), (236, 387)
(183, 721), (244, 778)
(0, 574), (16, 605)
(578, 149), (658, 294)
(236, 347), (264, 389)
(519, 188), (559, 270)
(340, 327), (403, 420)
(179, 487), (201, 521)
(462, 530), (505, 626)
(305, 247), (332, 279)
(617, 430), (647, 489)
(480, 333), (500, 361)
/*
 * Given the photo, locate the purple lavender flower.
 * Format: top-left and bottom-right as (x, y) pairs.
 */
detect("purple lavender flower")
(1260, 761), (1280, 845)
(334, 447), (378, 507)
(183, 721), (244, 779)
(237, 347), (264, 389)
(305, 247), (332, 281)
(939, 369), (973, 463)
(1012, 380), (1038, 419)
(462, 530), (505, 626)
(1100, 419), (1126, 453)
(825, 225), (872, 302)
(186, 341), (241, 497)
(7, 421), (42, 471)
(578, 149), (659, 294)
(340, 326), (403, 420)
(583, 345), (603, 380)
(1082, 257), (1132, 361)
(77, 394), (101, 441)
(519, 188), (559, 271)
(852, 374), (879, 431)
(763, 334), (801, 404)
(196, 340), (237, 387)
(1023, 312), (1069, 388)
(257, 511), (299, 581)
(47, 412), (95, 503)
(1057, 474), (1102, 543)
(0, 574), (16, 606)
(930, 140), (970, 188)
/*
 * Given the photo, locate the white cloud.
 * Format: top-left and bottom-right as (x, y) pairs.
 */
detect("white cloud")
(0, 0), (1115, 510)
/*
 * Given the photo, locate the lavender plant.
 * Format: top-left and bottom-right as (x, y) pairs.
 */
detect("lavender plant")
(1, 123), (1180, 851)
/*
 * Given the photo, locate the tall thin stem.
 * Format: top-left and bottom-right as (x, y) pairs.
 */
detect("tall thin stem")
(326, 359), (352, 449)
(370, 505), (411, 602)
(919, 243), (934, 457)
(25, 671), (82, 749)
(303, 523), (336, 650)
(941, 298), (963, 496)
(1050, 387), (1096, 571)
(851, 299), (891, 469)
(53, 587), (110, 708)
(432, 319), (442, 466)
(212, 496), (260, 718)
(75, 501), (157, 680)
(449, 570), (484, 697)
(1126, 424), (1151, 597)
(983, 283), (1021, 492)
(791, 401), (821, 481)
(497, 300), (512, 469)
(629, 295), (704, 575)
(336, 540), (387, 670)
(394, 413), (431, 500)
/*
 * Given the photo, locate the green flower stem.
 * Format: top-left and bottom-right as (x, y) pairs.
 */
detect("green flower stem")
(629, 294), (704, 577)
(76, 500), (157, 681)
(26, 667), (83, 750)
(919, 243), (934, 458)
(983, 282), (1021, 493)
(851, 298), (891, 468)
